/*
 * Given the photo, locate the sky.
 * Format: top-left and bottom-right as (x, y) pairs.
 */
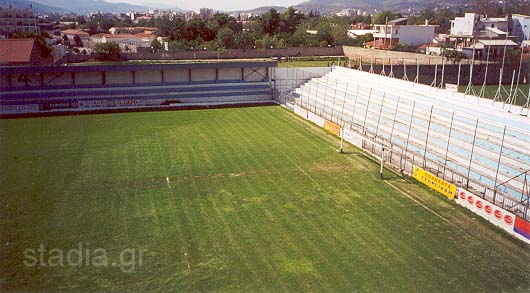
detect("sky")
(106, 0), (302, 11)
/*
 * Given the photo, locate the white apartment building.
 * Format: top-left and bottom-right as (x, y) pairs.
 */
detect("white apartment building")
(371, 18), (436, 48)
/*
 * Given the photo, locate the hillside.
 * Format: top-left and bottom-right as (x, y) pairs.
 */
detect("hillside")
(228, 6), (288, 15)
(31, 0), (153, 14)
(0, 0), (71, 14)
(294, 0), (464, 13)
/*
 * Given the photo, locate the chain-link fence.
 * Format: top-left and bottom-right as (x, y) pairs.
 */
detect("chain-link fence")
(274, 66), (530, 221)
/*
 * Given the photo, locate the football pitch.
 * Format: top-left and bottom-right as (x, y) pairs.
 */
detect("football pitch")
(0, 106), (529, 291)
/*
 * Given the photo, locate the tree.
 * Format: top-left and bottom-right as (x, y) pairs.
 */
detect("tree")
(280, 7), (303, 34)
(168, 40), (188, 52)
(234, 32), (257, 49)
(150, 39), (163, 52)
(348, 33), (373, 47)
(215, 27), (235, 49)
(372, 11), (402, 25)
(261, 9), (281, 35)
(73, 35), (83, 47)
(94, 42), (121, 61)
(441, 49), (467, 64)
(419, 8), (436, 24)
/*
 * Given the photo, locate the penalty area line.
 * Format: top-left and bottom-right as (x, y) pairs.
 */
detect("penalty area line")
(384, 180), (451, 225)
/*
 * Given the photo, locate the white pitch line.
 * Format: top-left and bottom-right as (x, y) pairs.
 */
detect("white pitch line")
(166, 176), (172, 189)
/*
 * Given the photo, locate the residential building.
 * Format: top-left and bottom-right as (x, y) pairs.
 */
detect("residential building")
(61, 29), (89, 41)
(450, 13), (480, 37)
(347, 29), (377, 39)
(199, 8), (214, 20)
(0, 38), (50, 66)
(336, 9), (356, 17)
(109, 27), (156, 35)
(0, 5), (39, 38)
(461, 39), (519, 59)
(448, 12), (523, 53)
(511, 14), (530, 43)
(370, 18), (436, 49)
(90, 32), (155, 53)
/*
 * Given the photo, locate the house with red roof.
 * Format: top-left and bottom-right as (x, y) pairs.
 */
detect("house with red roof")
(0, 38), (50, 66)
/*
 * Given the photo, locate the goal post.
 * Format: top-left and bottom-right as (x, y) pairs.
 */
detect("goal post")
(340, 127), (386, 178)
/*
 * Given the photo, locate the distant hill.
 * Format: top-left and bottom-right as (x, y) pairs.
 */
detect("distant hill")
(31, 0), (154, 14)
(0, 0), (71, 14)
(294, 0), (463, 13)
(228, 6), (288, 15)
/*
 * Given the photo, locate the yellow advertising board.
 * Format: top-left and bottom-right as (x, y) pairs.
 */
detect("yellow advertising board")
(324, 120), (341, 136)
(413, 166), (456, 200)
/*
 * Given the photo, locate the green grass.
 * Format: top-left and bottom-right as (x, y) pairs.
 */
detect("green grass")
(458, 84), (529, 106)
(0, 107), (529, 291)
(278, 60), (334, 67)
(278, 57), (341, 68)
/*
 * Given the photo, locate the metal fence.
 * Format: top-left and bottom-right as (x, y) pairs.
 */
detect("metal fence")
(274, 66), (530, 221)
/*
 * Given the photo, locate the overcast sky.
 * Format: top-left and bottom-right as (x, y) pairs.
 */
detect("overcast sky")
(107, 0), (301, 11)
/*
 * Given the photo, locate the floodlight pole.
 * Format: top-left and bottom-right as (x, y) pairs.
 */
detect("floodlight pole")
(380, 147), (385, 179)
(511, 47), (524, 107)
(479, 42), (491, 98)
(507, 69), (516, 112)
(494, 34), (509, 103)
(340, 127), (344, 153)
(431, 62), (438, 87)
(339, 82), (349, 125)
(439, 59), (445, 88)
(402, 58), (409, 81)
(457, 62), (462, 89)
(466, 118), (479, 189)
(414, 59), (419, 83)
(465, 46), (477, 96)
(492, 126), (507, 204)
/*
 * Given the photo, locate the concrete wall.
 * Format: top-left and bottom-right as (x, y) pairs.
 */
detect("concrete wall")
(76, 72), (103, 85)
(164, 69), (189, 82)
(122, 47), (344, 61)
(343, 46), (447, 64)
(191, 68), (216, 81)
(218, 67), (242, 80)
(106, 71), (134, 84)
(135, 70), (163, 83)
(43, 72), (72, 86)
(342, 46), (498, 65)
